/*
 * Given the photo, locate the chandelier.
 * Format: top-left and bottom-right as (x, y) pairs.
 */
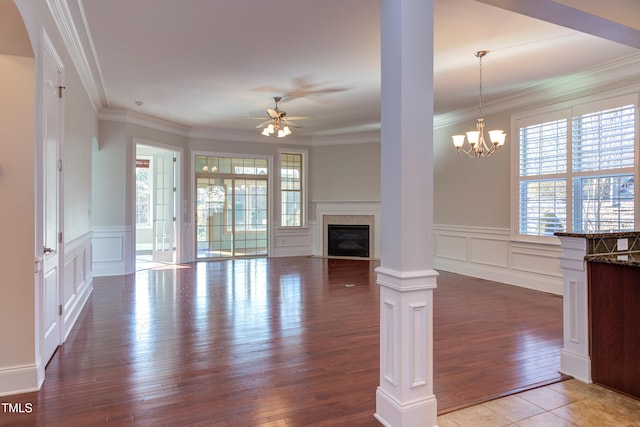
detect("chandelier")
(260, 97), (293, 138)
(452, 51), (506, 158)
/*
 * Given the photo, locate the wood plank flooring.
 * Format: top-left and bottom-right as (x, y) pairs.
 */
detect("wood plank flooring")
(0, 257), (567, 426)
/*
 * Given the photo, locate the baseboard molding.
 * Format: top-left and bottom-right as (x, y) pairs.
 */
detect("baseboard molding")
(0, 364), (39, 398)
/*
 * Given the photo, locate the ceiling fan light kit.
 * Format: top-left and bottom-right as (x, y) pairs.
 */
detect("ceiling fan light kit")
(452, 50), (506, 158)
(258, 96), (298, 138)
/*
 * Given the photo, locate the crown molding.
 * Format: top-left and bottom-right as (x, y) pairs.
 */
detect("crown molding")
(435, 52), (640, 129)
(46, 0), (104, 111)
(99, 108), (190, 137)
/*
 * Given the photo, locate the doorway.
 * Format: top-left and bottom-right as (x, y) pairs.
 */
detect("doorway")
(195, 155), (269, 258)
(135, 144), (180, 270)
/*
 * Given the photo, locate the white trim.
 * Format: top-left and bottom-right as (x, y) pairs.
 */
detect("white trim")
(133, 139), (184, 265)
(45, 0), (102, 111)
(62, 232), (93, 341)
(433, 224), (563, 294)
(278, 147), (308, 228)
(92, 226), (134, 276)
(312, 200), (381, 259)
(0, 364), (39, 397)
(435, 53), (640, 129)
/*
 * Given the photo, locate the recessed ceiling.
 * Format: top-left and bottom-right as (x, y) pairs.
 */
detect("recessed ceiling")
(65, 0), (640, 139)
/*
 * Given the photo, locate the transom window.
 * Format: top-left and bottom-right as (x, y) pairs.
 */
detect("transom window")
(515, 94), (638, 239)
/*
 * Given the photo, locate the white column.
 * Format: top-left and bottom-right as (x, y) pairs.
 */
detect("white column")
(375, 1), (437, 426)
(557, 236), (592, 383)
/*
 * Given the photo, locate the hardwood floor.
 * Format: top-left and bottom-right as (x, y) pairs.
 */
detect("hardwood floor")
(0, 257), (566, 426)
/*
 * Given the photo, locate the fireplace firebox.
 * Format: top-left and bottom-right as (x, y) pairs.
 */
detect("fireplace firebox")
(327, 224), (370, 257)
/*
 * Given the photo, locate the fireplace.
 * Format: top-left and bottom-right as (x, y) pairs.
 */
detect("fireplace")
(327, 224), (370, 257)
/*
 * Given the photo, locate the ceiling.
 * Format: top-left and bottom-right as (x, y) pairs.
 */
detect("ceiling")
(54, 0), (640, 140)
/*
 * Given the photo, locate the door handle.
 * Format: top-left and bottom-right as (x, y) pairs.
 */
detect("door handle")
(43, 247), (55, 254)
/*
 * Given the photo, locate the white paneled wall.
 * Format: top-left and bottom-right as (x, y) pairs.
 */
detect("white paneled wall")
(92, 226), (134, 276)
(433, 225), (563, 294)
(62, 232), (93, 340)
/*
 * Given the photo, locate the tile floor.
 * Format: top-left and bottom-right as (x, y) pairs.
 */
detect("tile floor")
(437, 379), (640, 426)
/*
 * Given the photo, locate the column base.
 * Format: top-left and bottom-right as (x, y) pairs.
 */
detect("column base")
(560, 349), (592, 383)
(374, 387), (437, 427)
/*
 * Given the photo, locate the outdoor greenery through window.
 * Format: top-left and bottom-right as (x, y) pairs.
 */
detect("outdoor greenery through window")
(517, 95), (637, 238)
(281, 152), (303, 227)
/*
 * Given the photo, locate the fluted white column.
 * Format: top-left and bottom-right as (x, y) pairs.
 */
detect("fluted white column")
(375, 1), (437, 426)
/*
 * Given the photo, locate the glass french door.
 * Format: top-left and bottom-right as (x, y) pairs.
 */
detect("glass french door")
(152, 152), (176, 262)
(196, 177), (268, 258)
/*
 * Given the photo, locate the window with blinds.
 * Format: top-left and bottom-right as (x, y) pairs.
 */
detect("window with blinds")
(516, 95), (637, 238)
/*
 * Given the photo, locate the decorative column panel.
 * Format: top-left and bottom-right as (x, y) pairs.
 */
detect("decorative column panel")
(557, 236), (591, 382)
(375, 1), (438, 426)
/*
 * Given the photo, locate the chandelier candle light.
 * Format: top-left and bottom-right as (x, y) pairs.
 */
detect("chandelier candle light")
(452, 50), (506, 158)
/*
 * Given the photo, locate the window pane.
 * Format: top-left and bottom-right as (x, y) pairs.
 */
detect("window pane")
(519, 180), (566, 236)
(520, 119), (567, 176)
(572, 105), (635, 172)
(572, 175), (634, 233)
(281, 153), (302, 227)
(136, 164), (151, 226)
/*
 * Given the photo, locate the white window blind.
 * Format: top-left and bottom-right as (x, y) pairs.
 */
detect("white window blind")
(572, 105), (635, 172)
(519, 119), (567, 176)
(516, 94), (637, 239)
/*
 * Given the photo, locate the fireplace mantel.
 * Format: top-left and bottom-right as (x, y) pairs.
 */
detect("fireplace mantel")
(312, 200), (380, 259)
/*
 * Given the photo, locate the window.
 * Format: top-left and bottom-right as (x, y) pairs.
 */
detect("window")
(516, 95), (637, 239)
(280, 152), (304, 227)
(136, 158), (151, 227)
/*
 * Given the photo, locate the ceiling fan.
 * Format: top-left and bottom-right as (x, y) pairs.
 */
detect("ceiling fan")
(256, 96), (305, 138)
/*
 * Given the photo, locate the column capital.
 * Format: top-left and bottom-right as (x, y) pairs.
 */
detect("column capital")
(376, 267), (438, 291)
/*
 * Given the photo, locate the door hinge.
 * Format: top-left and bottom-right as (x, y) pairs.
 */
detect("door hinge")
(173, 157), (176, 163)
(173, 187), (177, 192)
(59, 305), (63, 316)
(173, 217), (176, 221)
(58, 86), (66, 98)
(58, 231), (63, 243)
(58, 159), (63, 171)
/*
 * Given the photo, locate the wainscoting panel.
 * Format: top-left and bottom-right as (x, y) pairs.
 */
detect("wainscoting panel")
(271, 222), (314, 257)
(434, 233), (468, 261)
(469, 237), (509, 267)
(433, 225), (563, 295)
(92, 226), (134, 276)
(62, 232), (93, 341)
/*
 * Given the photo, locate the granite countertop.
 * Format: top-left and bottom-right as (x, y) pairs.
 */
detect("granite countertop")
(555, 231), (640, 238)
(586, 252), (640, 267)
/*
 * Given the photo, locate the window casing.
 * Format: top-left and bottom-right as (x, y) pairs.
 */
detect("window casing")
(280, 151), (306, 227)
(515, 94), (638, 240)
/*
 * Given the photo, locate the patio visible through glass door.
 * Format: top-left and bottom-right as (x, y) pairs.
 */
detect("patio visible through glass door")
(195, 156), (268, 258)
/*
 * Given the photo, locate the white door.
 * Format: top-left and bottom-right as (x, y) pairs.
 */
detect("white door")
(152, 152), (176, 263)
(42, 45), (63, 364)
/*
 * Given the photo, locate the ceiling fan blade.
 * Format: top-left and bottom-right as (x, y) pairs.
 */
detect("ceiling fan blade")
(267, 109), (280, 118)
(286, 121), (303, 128)
(285, 116), (311, 120)
(255, 120), (271, 128)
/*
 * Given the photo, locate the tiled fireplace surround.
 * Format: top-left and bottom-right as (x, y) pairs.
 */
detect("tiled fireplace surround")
(313, 201), (380, 259)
